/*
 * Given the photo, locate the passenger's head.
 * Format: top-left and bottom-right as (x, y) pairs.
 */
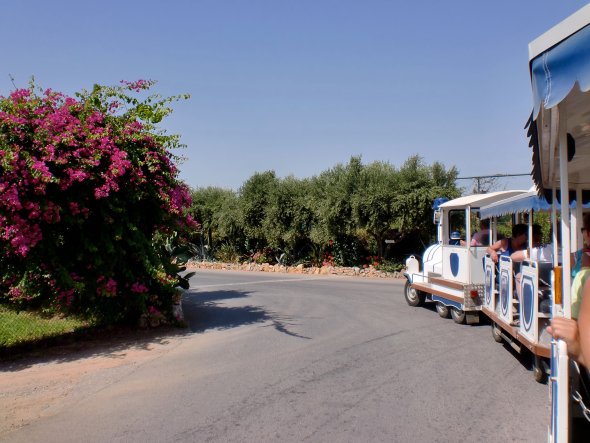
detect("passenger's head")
(512, 223), (528, 247)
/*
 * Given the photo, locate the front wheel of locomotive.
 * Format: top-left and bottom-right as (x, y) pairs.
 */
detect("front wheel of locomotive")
(404, 280), (425, 307)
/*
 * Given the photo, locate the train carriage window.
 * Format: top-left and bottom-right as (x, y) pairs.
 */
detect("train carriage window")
(448, 210), (466, 246)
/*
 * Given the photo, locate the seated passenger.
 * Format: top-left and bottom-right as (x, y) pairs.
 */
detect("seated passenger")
(572, 213), (590, 279)
(580, 280), (590, 367)
(486, 223), (528, 263)
(471, 219), (490, 246)
(572, 267), (590, 319)
(512, 224), (546, 302)
(548, 215), (590, 364)
(548, 314), (585, 366)
(548, 278), (590, 367)
(572, 215), (590, 318)
(511, 224), (554, 264)
(449, 231), (466, 246)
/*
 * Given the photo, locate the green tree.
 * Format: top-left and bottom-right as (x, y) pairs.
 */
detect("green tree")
(239, 171), (279, 253)
(262, 176), (314, 262)
(190, 186), (236, 255)
(392, 155), (460, 245)
(309, 157), (365, 265)
(351, 161), (399, 258)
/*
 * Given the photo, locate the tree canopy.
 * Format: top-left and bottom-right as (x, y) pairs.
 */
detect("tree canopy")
(189, 155), (460, 266)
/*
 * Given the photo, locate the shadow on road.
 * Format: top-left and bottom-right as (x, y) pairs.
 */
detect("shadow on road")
(182, 289), (311, 339)
(182, 289), (267, 332)
(1, 288), (310, 371)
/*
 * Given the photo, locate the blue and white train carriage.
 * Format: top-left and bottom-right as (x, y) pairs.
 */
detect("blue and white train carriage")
(479, 189), (556, 383)
(403, 190), (526, 324)
(525, 3), (590, 441)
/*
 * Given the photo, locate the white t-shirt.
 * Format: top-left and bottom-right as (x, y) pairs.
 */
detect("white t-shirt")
(529, 244), (554, 263)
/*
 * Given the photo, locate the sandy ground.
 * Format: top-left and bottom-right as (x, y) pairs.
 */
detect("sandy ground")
(0, 327), (187, 436)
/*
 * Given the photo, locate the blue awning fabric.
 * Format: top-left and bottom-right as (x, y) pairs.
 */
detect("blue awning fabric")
(527, 22), (590, 204)
(479, 191), (551, 219)
(480, 190), (588, 219)
(530, 24), (590, 119)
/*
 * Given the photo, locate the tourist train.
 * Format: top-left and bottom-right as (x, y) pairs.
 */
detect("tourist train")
(404, 4), (590, 441)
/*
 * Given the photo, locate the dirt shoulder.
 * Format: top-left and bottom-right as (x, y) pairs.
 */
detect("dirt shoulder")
(0, 326), (187, 436)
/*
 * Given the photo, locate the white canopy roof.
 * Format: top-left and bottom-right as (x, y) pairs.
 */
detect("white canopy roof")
(437, 190), (528, 211)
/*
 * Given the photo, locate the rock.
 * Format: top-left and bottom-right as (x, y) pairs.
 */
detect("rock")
(185, 261), (404, 279)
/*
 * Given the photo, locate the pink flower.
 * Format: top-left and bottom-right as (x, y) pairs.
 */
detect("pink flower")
(131, 282), (149, 293)
(148, 306), (161, 316)
(120, 79), (152, 92)
(31, 160), (53, 181)
(69, 202), (81, 215)
(96, 277), (118, 296)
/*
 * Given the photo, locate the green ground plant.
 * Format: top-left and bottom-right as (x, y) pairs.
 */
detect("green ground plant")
(0, 306), (91, 347)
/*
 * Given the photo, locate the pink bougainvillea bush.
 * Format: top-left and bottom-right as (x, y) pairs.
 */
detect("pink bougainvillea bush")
(0, 80), (195, 323)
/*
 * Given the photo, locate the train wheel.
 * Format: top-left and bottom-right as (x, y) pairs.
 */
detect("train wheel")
(533, 356), (548, 384)
(491, 323), (503, 343)
(404, 280), (425, 307)
(436, 302), (450, 318)
(450, 307), (466, 324)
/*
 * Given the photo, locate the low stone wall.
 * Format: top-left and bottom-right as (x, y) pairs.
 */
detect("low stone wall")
(186, 260), (404, 279)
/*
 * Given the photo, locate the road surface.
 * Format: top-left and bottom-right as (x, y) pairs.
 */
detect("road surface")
(1, 270), (548, 442)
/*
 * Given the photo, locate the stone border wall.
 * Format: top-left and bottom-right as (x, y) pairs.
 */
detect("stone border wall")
(186, 260), (404, 279)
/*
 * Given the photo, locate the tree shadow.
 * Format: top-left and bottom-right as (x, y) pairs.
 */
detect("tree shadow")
(0, 288), (310, 371)
(182, 289), (311, 339)
(264, 319), (311, 339)
(182, 289), (268, 332)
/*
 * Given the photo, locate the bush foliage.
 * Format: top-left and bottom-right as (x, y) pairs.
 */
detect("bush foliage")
(190, 156), (461, 266)
(0, 80), (194, 324)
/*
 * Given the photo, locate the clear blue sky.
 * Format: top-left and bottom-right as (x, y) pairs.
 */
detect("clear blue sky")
(1, 1), (588, 191)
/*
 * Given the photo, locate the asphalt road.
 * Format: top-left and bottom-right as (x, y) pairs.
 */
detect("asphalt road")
(3, 270), (549, 442)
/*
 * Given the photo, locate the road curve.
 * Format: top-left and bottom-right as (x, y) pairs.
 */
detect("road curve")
(2, 270), (548, 442)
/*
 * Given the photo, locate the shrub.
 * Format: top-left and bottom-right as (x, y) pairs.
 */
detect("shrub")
(375, 260), (404, 273)
(0, 80), (194, 324)
(249, 248), (273, 264)
(214, 243), (241, 263)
